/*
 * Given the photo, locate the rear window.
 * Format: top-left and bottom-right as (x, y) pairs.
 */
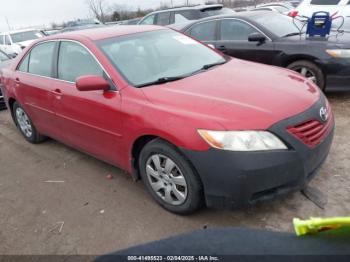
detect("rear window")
(310, 0), (341, 5)
(200, 7), (235, 17)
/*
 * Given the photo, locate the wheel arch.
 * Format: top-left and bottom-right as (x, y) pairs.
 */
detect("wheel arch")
(130, 134), (201, 182)
(282, 55), (325, 73)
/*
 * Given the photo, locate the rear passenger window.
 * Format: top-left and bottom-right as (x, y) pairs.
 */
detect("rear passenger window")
(0, 35), (4, 45)
(58, 41), (103, 82)
(189, 21), (217, 41)
(28, 42), (55, 77)
(18, 54), (30, 72)
(175, 10), (199, 20)
(156, 12), (171, 25)
(220, 20), (259, 41)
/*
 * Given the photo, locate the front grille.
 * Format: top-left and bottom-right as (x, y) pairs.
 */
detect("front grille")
(287, 113), (333, 148)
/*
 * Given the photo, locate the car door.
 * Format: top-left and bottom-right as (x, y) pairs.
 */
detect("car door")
(15, 41), (59, 137)
(52, 40), (123, 165)
(215, 18), (276, 64)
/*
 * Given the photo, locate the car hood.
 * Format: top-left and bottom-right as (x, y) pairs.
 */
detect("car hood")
(141, 59), (320, 130)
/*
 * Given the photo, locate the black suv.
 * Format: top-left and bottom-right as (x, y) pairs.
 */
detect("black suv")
(138, 4), (234, 26)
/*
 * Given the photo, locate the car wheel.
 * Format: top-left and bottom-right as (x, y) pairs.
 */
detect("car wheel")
(13, 102), (46, 143)
(139, 139), (204, 214)
(287, 60), (325, 91)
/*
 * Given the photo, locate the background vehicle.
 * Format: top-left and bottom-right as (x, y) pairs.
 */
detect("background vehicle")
(176, 11), (350, 91)
(2, 26), (334, 214)
(0, 29), (44, 56)
(294, 0), (350, 18)
(138, 4), (235, 26)
(0, 50), (12, 110)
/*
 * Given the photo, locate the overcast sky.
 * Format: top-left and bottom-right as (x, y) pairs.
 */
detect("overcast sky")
(0, 0), (206, 31)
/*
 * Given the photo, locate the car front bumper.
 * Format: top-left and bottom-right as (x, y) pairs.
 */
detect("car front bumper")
(180, 95), (334, 209)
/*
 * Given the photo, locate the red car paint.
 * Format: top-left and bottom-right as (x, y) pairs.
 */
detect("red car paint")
(1, 26), (321, 176)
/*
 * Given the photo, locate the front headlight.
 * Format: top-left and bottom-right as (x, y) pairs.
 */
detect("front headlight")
(326, 49), (350, 58)
(198, 130), (287, 151)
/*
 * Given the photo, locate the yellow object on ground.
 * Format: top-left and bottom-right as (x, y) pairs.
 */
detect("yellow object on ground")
(294, 217), (350, 236)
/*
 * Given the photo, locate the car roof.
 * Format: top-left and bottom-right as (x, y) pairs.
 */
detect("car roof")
(50, 25), (165, 41)
(174, 10), (271, 30)
(148, 4), (223, 14)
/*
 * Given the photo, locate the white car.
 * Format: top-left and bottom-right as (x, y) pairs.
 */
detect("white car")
(296, 0), (350, 18)
(0, 29), (44, 56)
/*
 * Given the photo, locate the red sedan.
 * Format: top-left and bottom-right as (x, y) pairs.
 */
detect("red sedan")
(0, 26), (334, 214)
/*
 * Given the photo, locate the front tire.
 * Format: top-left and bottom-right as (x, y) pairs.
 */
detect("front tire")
(139, 139), (203, 215)
(287, 60), (325, 91)
(13, 102), (46, 143)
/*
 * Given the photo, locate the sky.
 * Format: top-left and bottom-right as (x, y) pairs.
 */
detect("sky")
(0, 0), (206, 31)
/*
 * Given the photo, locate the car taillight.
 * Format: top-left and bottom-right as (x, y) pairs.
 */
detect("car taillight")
(288, 10), (299, 18)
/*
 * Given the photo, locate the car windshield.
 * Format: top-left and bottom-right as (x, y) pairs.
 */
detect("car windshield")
(10, 30), (43, 43)
(252, 13), (306, 37)
(98, 30), (226, 87)
(0, 51), (9, 61)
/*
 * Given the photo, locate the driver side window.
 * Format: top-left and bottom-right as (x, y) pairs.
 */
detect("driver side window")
(58, 41), (104, 83)
(140, 14), (156, 25)
(220, 19), (259, 41)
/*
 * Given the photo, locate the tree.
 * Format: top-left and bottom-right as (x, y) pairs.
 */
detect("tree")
(86, 0), (109, 23)
(111, 11), (121, 21)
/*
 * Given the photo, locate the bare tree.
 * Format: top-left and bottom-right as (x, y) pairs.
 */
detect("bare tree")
(86, 0), (109, 23)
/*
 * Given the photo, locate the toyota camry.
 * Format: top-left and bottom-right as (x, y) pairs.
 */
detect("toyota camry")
(1, 26), (334, 214)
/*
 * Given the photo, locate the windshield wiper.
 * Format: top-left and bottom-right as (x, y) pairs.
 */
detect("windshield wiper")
(135, 61), (227, 88)
(201, 61), (227, 70)
(136, 76), (186, 88)
(282, 32), (303, 38)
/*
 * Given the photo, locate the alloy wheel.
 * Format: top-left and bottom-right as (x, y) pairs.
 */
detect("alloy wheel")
(293, 66), (317, 83)
(15, 107), (33, 138)
(145, 154), (188, 206)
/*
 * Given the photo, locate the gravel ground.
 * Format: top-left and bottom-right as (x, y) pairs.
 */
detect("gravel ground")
(0, 92), (349, 255)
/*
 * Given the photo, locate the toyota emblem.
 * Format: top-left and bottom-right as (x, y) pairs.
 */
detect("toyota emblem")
(319, 107), (328, 122)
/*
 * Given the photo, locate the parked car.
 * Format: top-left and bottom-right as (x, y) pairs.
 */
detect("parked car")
(1, 26), (334, 214)
(138, 4), (235, 26)
(0, 51), (12, 110)
(294, 0), (350, 18)
(0, 29), (45, 56)
(174, 11), (350, 91)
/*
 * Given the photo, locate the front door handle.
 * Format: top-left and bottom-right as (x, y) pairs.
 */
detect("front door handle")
(52, 89), (63, 99)
(217, 45), (228, 53)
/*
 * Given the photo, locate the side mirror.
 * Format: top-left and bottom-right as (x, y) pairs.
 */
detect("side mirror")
(76, 75), (110, 92)
(248, 33), (267, 43)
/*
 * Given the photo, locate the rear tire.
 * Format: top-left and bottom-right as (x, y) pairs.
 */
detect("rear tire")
(139, 139), (204, 215)
(287, 60), (325, 91)
(13, 102), (46, 144)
